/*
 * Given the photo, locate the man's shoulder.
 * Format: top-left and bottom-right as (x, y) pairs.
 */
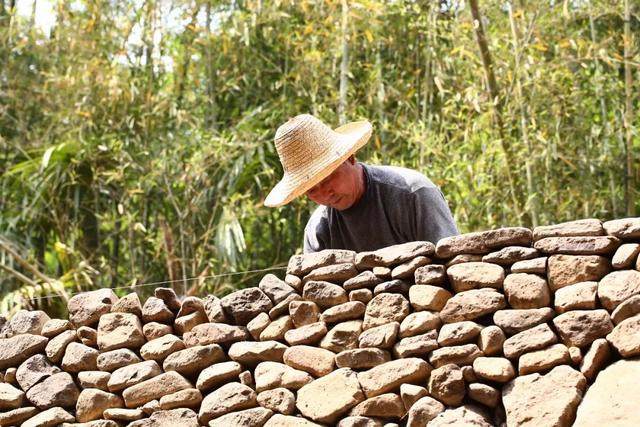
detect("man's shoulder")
(365, 164), (437, 194)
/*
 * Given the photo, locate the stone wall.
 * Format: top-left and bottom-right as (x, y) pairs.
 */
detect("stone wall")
(1, 217), (639, 426)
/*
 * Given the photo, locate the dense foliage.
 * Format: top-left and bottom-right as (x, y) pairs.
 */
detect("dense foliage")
(0, 0), (637, 316)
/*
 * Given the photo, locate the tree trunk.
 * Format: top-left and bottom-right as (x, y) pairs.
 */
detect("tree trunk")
(204, 2), (217, 131)
(469, 0), (524, 223)
(508, 3), (538, 227)
(338, 0), (349, 125)
(623, 0), (635, 215)
(589, 12), (618, 215)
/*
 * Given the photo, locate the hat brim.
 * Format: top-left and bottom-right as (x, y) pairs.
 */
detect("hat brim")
(264, 120), (372, 207)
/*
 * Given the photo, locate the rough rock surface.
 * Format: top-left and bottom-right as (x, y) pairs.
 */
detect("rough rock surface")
(2, 217), (640, 426)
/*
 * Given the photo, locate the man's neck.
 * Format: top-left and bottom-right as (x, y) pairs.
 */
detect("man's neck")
(353, 163), (367, 206)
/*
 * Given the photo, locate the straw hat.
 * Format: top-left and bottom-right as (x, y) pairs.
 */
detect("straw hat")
(264, 114), (372, 207)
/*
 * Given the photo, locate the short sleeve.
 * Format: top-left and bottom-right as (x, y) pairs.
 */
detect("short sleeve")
(303, 207), (330, 253)
(411, 187), (459, 243)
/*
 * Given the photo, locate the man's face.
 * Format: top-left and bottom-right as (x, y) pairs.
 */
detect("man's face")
(306, 161), (358, 210)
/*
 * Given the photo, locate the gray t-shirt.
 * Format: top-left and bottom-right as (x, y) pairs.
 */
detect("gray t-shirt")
(303, 164), (459, 253)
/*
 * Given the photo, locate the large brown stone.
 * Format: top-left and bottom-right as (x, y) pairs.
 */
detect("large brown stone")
(108, 360), (163, 392)
(406, 396), (445, 427)
(184, 322), (249, 346)
(435, 227), (532, 258)
(408, 285), (452, 312)
(229, 341), (288, 365)
(259, 274), (297, 304)
(547, 255), (610, 291)
(391, 256), (431, 279)
(68, 289), (118, 327)
(196, 361), (243, 391)
(519, 344), (571, 375)
(0, 406), (38, 426)
(503, 273), (550, 309)
(511, 256), (547, 274)
(349, 393), (405, 418)
(335, 348), (391, 369)
(44, 330), (77, 364)
(220, 288), (274, 325)
(603, 217), (640, 240)
(8, 310), (50, 336)
(554, 281), (598, 313)
(606, 314), (640, 357)
(358, 321), (399, 349)
(296, 368), (365, 423)
(428, 364), (465, 406)
(97, 312), (145, 351)
(357, 358), (431, 398)
(26, 372), (79, 409)
(122, 371), (192, 408)
(534, 236), (620, 255)
(573, 358), (640, 426)
(473, 357), (515, 382)
(16, 354), (60, 392)
(254, 361), (313, 392)
(503, 323), (558, 359)
(304, 263), (359, 284)
(428, 344), (483, 367)
(343, 271), (383, 291)
(257, 388), (295, 415)
(502, 365), (587, 427)
(21, 407), (75, 427)
(440, 289), (506, 323)
(0, 334), (48, 370)
(611, 294), (640, 324)
(320, 320), (362, 353)
(0, 383), (24, 410)
(303, 281), (348, 309)
(393, 330), (438, 358)
(76, 389), (123, 422)
(321, 301), (366, 324)
(493, 308), (555, 335)
(140, 334), (185, 362)
(612, 243), (640, 269)
(552, 310), (613, 348)
(579, 338), (611, 380)
(414, 264), (446, 286)
(482, 246), (540, 265)
(356, 241), (435, 268)
(61, 342), (99, 372)
(533, 219), (604, 241)
(111, 292), (143, 317)
(288, 249), (356, 275)
(362, 293), (410, 330)
(198, 382), (257, 425)
(400, 311), (441, 338)
(447, 262), (505, 292)
(283, 345), (335, 377)
(438, 321), (482, 346)
(284, 322), (327, 346)
(598, 270), (640, 311)
(162, 344), (225, 377)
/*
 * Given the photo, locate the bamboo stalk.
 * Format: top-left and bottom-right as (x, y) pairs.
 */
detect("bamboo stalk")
(338, 0), (349, 125)
(623, 0), (635, 215)
(469, 0), (524, 223)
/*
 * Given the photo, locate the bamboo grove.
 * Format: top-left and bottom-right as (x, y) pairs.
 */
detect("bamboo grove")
(0, 0), (637, 316)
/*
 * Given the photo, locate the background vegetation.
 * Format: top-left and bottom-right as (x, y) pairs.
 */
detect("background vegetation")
(0, 0), (637, 317)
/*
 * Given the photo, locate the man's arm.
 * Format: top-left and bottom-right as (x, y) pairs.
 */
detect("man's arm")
(411, 187), (459, 244)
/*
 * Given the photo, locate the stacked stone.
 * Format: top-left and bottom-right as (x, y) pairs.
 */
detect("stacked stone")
(0, 217), (638, 427)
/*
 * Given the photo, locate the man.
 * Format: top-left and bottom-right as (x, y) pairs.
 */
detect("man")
(264, 114), (458, 253)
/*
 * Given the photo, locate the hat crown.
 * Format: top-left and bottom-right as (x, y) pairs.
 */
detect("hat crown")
(274, 114), (339, 174)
